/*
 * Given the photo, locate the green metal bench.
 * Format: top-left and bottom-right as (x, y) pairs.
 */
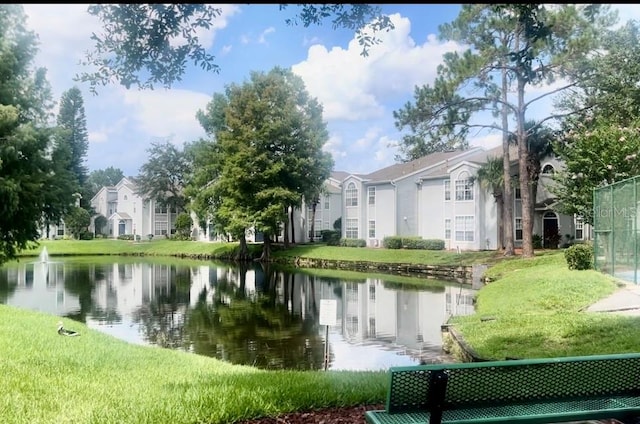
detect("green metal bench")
(365, 352), (640, 424)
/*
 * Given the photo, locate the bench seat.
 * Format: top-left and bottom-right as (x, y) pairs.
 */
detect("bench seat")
(365, 353), (640, 424)
(366, 395), (640, 423)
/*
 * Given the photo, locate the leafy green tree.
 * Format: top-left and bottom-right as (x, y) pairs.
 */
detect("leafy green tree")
(393, 4), (615, 258)
(86, 166), (125, 199)
(64, 206), (91, 239)
(173, 212), (193, 240)
(552, 117), (640, 225)
(77, 4), (393, 92)
(56, 86), (90, 208)
(134, 140), (189, 214)
(553, 21), (640, 223)
(0, 5), (61, 262)
(194, 67), (332, 260)
(94, 214), (108, 235)
(41, 127), (78, 238)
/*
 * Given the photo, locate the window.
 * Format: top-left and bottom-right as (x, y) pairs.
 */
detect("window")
(314, 219), (322, 239)
(444, 180), (451, 201)
(155, 205), (167, 214)
(346, 182), (358, 207)
(575, 216), (584, 240)
(515, 218), (523, 241)
(57, 222), (65, 236)
(455, 216), (474, 242)
(324, 197), (330, 209)
(124, 195), (128, 200)
(455, 173), (473, 201)
(346, 218), (358, 239)
(445, 218), (451, 240)
(368, 186), (376, 205)
(369, 285), (376, 301)
(154, 221), (168, 236)
(515, 186), (521, 200)
(368, 220), (376, 238)
(542, 164), (555, 174)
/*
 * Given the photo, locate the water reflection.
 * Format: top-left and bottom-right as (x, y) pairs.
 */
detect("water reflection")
(0, 257), (476, 371)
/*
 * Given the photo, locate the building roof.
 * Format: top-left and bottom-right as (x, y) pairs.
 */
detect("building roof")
(362, 148), (484, 183)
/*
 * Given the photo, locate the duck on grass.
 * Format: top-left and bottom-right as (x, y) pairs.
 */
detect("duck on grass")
(57, 321), (80, 337)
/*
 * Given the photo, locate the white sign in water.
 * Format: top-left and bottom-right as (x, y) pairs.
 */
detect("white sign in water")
(319, 299), (337, 326)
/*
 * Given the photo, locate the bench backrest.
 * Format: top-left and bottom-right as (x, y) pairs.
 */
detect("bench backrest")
(387, 353), (640, 414)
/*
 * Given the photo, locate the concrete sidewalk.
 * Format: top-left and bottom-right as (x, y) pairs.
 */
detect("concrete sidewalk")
(586, 281), (640, 316)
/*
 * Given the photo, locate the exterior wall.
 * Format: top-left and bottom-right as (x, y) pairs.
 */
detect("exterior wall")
(447, 165), (480, 251)
(395, 178), (418, 237)
(418, 178), (446, 242)
(342, 177), (365, 239)
(365, 183), (395, 247)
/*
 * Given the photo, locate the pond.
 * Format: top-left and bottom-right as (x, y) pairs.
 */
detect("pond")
(0, 256), (477, 371)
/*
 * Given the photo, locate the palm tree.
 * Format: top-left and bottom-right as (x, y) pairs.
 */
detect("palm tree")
(510, 121), (555, 244)
(476, 156), (505, 250)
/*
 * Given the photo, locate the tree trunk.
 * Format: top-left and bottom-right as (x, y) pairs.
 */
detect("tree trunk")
(290, 205), (295, 245)
(283, 207), (290, 249)
(235, 234), (249, 261)
(501, 64), (515, 256)
(517, 78), (534, 258)
(259, 234), (272, 262)
(310, 202), (318, 243)
(495, 192), (505, 250)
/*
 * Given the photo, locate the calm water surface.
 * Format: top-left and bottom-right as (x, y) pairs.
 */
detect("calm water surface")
(0, 256), (477, 371)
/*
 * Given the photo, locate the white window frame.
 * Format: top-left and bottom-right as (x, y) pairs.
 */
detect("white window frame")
(368, 186), (376, 205)
(444, 180), (451, 201)
(575, 216), (584, 240)
(455, 173), (473, 201)
(515, 218), (523, 241)
(368, 220), (376, 238)
(454, 215), (474, 242)
(346, 218), (358, 239)
(445, 218), (451, 240)
(346, 182), (358, 207)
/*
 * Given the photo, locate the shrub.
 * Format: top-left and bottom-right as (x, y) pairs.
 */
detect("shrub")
(422, 239), (445, 250)
(79, 231), (94, 240)
(383, 236), (403, 249)
(340, 238), (366, 248)
(402, 237), (423, 249)
(532, 234), (543, 249)
(564, 243), (594, 270)
(321, 230), (341, 246)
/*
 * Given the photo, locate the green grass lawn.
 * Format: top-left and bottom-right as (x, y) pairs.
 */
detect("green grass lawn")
(450, 252), (636, 360)
(0, 306), (387, 424)
(23, 238), (501, 266)
(7, 240), (638, 423)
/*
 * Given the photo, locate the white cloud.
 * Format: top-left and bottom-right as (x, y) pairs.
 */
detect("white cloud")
(88, 131), (108, 144)
(121, 88), (211, 144)
(221, 45), (233, 56)
(323, 134), (347, 162)
(292, 13), (463, 122)
(258, 27), (276, 44)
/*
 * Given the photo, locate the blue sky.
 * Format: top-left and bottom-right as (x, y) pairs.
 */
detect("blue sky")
(22, 4), (637, 178)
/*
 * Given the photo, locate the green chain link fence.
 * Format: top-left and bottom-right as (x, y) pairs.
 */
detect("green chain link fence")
(594, 175), (640, 284)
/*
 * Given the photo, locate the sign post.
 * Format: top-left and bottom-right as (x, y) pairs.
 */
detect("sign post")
(319, 299), (337, 371)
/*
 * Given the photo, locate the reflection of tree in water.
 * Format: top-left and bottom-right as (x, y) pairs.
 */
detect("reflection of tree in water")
(0, 266), (18, 303)
(132, 264), (191, 349)
(62, 264), (102, 323)
(185, 263), (326, 370)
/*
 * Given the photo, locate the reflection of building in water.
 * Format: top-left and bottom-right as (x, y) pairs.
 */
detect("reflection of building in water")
(5, 261), (79, 315)
(326, 279), (477, 360)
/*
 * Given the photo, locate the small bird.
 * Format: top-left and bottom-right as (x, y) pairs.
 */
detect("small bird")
(57, 321), (80, 337)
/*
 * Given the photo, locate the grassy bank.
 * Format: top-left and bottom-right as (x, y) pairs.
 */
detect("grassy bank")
(450, 252), (634, 360)
(0, 305), (386, 424)
(7, 240), (637, 423)
(21, 238), (501, 266)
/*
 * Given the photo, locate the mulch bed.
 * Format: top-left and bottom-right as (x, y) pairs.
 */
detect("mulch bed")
(234, 404), (384, 424)
(235, 408), (632, 424)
